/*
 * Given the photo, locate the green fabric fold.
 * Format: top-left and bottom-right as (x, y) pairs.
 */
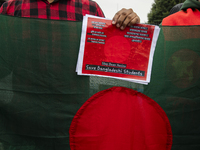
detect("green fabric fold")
(181, 0), (200, 11)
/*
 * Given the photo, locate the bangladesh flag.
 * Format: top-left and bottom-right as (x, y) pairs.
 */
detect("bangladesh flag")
(144, 25), (200, 150)
(0, 14), (199, 150)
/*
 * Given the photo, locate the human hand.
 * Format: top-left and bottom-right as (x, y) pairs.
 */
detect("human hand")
(112, 8), (140, 30)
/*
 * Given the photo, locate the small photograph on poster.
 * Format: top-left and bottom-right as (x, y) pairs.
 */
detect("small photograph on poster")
(76, 15), (160, 84)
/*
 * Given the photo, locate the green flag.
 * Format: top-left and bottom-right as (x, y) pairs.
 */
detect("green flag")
(0, 15), (90, 150)
(0, 15), (144, 150)
(144, 25), (200, 150)
(0, 14), (200, 150)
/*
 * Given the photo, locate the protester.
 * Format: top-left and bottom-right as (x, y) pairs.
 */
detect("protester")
(0, 0), (105, 20)
(162, 0), (200, 26)
(0, 0), (140, 29)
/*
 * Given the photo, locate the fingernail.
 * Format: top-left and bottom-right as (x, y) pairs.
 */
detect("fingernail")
(116, 24), (120, 27)
(120, 26), (124, 30)
(112, 21), (115, 24)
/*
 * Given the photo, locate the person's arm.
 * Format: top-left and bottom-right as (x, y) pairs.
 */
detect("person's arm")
(112, 8), (140, 30)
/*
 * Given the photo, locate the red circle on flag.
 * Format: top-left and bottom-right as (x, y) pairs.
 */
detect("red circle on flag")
(104, 36), (131, 63)
(69, 87), (172, 150)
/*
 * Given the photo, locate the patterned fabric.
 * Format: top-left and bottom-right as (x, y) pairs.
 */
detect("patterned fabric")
(0, 0), (104, 21)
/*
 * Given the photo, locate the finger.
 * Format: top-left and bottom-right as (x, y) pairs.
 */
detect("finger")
(115, 8), (133, 28)
(112, 10), (123, 25)
(112, 9), (122, 25)
(120, 13), (138, 30)
(120, 12), (140, 30)
(112, 8), (131, 26)
(127, 15), (140, 27)
(128, 16), (140, 26)
(116, 9), (133, 27)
